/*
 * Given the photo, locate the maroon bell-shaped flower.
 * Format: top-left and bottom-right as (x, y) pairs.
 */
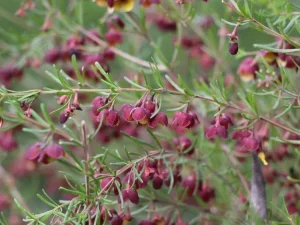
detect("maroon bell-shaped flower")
(25, 142), (44, 162)
(205, 125), (227, 140)
(117, 186), (139, 204)
(122, 104), (135, 122)
(154, 16), (177, 32)
(152, 173), (163, 189)
(0, 130), (18, 152)
(172, 137), (194, 154)
(111, 215), (123, 225)
(60, 106), (74, 124)
(131, 107), (151, 125)
(205, 115), (230, 140)
(148, 112), (168, 128)
(241, 134), (262, 152)
(39, 143), (65, 164)
(108, 16), (125, 30)
(92, 96), (107, 116)
(232, 130), (251, 140)
(182, 174), (197, 196)
(106, 29), (123, 46)
(198, 184), (215, 203)
(44, 48), (61, 64)
(237, 57), (259, 82)
(25, 142), (65, 164)
(172, 111), (199, 129)
(106, 110), (120, 127)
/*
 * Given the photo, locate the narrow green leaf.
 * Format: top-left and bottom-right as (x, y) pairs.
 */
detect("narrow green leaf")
(165, 75), (184, 93)
(71, 55), (85, 84)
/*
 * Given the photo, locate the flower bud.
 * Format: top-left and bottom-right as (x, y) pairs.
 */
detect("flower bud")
(229, 42), (238, 55)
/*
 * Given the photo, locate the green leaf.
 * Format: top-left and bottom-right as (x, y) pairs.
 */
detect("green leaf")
(244, 0), (253, 18)
(95, 62), (116, 88)
(150, 62), (164, 88)
(146, 128), (162, 149)
(62, 146), (83, 169)
(57, 159), (83, 173)
(54, 65), (73, 90)
(62, 199), (76, 224)
(165, 75), (184, 93)
(124, 77), (147, 90)
(121, 132), (156, 149)
(45, 70), (62, 86)
(275, 104), (293, 118)
(37, 194), (57, 208)
(75, 0), (84, 25)
(71, 55), (85, 84)
(31, 109), (48, 126)
(22, 128), (51, 134)
(41, 103), (55, 128)
(253, 44), (300, 53)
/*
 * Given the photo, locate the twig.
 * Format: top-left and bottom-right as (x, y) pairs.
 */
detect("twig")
(1, 87), (300, 137)
(81, 121), (92, 225)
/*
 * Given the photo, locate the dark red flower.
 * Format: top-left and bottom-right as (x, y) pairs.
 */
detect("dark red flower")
(60, 107), (74, 124)
(117, 187), (139, 204)
(106, 110), (120, 127)
(108, 16), (125, 30)
(111, 215), (123, 225)
(232, 130), (251, 140)
(182, 174), (197, 196)
(25, 142), (65, 164)
(131, 107), (151, 125)
(172, 111), (199, 129)
(140, 0), (160, 7)
(103, 48), (116, 61)
(172, 137), (194, 154)
(237, 57), (259, 82)
(0, 130), (18, 151)
(44, 48), (61, 63)
(154, 16), (176, 31)
(149, 112), (168, 128)
(106, 29), (123, 46)
(122, 104), (135, 122)
(92, 96), (107, 116)
(152, 173), (163, 189)
(205, 125), (227, 139)
(198, 184), (215, 203)
(241, 134), (261, 152)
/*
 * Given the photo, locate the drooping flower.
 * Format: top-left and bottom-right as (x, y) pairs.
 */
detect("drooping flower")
(25, 142), (65, 164)
(96, 0), (134, 12)
(237, 57), (259, 82)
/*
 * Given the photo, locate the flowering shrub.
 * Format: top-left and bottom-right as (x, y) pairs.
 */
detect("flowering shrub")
(0, 0), (299, 224)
